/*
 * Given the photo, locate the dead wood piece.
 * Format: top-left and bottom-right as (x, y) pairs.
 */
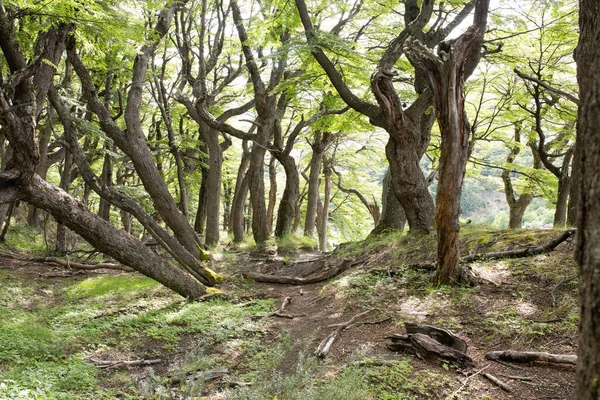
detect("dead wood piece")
(405, 323), (468, 353)
(410, 333), (475, 370)
(91, 358), (162, 369)
(45, 257), (134, 272)
(347, 359), (397, 368)
(498, 374), (534, 381)
(315, 310), (371, 358)
(243, 256), (366, 285)
(482, 372), (511, 392)
(485, 350), (577, 365)
(362, 317), (392, 326)
(387, 334), (415, 354)
(447, 364), (490, 400)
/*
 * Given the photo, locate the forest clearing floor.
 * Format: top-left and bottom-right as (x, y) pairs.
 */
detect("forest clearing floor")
(0, 227), (578, 399)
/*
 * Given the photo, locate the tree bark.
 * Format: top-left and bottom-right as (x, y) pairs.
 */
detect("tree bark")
(371, 168), (405, 235)
(305, 131), (329, 237)
(574, 0), (600, 396)
(502, 123), (540, 229)
(317, 157), (332, 252)
(55, 149), (73, 254)
(25, 177), (206, 298)
(267, 156), (277, 235)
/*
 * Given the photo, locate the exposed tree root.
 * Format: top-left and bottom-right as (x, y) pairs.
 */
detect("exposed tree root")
(91, 358), (162, 369)
(461, 229), (576, 263)
(243, 256), (366, 285)
(485, 350), (577, 365)
(250, 297), (305, 319)
(315, 310), (371, 358)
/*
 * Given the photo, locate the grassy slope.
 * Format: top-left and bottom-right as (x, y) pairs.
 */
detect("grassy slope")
(0, 225), (578, 399)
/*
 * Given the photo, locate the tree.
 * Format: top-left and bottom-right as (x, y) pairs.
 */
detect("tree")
(574, 0), (600, 396)
(294, 0), (483, 234)
(0, 2), (209, 298)
(404, 0), (490, 284)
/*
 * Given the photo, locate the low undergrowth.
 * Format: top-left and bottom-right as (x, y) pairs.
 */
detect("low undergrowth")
(0, 226), (578, 399)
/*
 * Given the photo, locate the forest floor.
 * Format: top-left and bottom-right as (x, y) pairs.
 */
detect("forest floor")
(0, 226), (578, 399)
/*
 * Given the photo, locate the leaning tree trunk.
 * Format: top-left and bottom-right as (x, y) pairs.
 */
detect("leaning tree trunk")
(25, 177), (206, 298)
(404, 0), (489, 285)
(575, 0), (600, 396)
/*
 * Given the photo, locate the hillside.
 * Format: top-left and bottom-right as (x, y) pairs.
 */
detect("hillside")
(0, 227), (578, 399)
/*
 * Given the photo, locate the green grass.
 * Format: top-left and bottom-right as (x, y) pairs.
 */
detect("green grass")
(0, 269), (275, 399)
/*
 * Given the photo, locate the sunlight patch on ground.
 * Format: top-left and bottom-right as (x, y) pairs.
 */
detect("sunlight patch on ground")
(471, 260), (512, 284)
(516, 301), (538, 317)
(398, 297), (431, 320)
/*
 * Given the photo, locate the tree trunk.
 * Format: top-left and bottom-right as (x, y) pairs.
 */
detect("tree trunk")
(274, 153), (300, 237)
(317, 158), (332, 252)
(305, 131), (328, 237)
(25, 176), (206, 298)
(55, 149), (73, 254)
(502, 123), (538, 229)
(553, 148), (574, 227)
(267, 156), (277, 235)
(574, 0), (600, 396)
(385, 134), (434, 234)
(222, 175), (233, 232)
(97, 145), (112, 222)
(195, 159), (208, 235)
(404, 0), (489, 284)
(247, 126), (270, 244)
(199, 123), (227, 247)
(231, 145), (251, 242)
(567, 145), (579, 226)
(371, 168), (406, 235)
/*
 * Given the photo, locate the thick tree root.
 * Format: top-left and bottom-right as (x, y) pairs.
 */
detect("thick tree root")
(250, 297), (305, 319)
(90, 358), (162, 369)
(243, 256), (366, 285)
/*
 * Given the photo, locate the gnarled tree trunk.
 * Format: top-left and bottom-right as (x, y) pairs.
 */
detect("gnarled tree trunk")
(574, 0), (600, 396)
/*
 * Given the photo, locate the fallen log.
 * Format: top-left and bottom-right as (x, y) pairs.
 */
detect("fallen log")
(315, 310), (371, 358)
(485, 350), (577, 365)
